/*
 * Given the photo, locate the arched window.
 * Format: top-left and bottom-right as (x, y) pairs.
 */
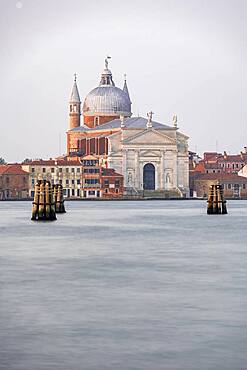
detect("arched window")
(143, 163), (155, 190)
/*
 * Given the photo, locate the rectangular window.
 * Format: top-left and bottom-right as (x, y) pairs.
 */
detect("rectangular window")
(243, 184), (246, 189)
(51, 168), (55, 173)
(85, 179), (99, 184)
(228, 184), (231, 189)
(71, 168), (75, 173)
(115, 179), (120, 188)
(77, 168), (80, 173)
(66, 179), (69, 185)
(236, 163), (239, 168)
(66, 168), (69, 173)
(104, 179), (109, 187)
(71, 189), (75, 196)
(59, 168), (62, 173)
(42, 168), (46, 173)
(77, 179), (80, 185)
(72, 180), (75, 185)
(31, 168), (35, 173)
(77, 189), (80, 196)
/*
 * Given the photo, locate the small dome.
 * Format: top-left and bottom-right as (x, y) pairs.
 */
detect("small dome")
(83, 86), (131, 116)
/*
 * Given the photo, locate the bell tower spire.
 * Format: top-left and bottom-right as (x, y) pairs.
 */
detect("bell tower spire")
(123, 74), (131, 103)
(69, 73), (81, 130)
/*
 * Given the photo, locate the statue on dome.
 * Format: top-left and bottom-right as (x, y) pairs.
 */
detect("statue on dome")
(147, 111), (154, 123)
(173, 114), (178, 127)
(105, 55), (111, 69)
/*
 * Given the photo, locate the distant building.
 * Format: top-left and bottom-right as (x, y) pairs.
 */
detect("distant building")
(22, 159), (82, 198)
(80, 155), (123, 198)
(194, 173), (247, 198)
(66, 58), (189, 197)
(189, 148), (247, 197)
(0, 164), (29, 199)
(22, 156), (123, 199)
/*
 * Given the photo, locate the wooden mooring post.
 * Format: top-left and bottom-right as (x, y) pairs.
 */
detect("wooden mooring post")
(207, 184), (227, 215)
(53, 184), (66, 213)
(31, 180), (57, 221)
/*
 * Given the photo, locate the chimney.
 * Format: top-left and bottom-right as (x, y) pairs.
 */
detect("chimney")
(223, 151), (227, 159)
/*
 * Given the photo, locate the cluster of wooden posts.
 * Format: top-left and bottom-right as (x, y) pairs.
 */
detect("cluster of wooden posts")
(207, 184), (227, 215)
(31, 180), (66, 221)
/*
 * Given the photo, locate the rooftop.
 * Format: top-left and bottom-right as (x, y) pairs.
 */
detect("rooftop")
(0, 164), (29, 175)
(69, 116), (173, 132)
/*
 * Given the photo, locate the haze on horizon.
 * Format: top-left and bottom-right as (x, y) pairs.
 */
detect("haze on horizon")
(0, 0), (247, 162)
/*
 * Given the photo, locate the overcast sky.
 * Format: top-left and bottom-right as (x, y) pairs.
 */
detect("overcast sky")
(0, 0), (247, 162)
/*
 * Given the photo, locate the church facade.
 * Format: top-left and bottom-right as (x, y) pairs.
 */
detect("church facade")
(66, 58), (189, 197)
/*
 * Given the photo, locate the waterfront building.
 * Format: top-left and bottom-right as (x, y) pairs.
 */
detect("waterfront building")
(66, 58), (189, 197)
(22, 159), (82, 198)
(0, 164), (29, 200)
(80, 155), (124, 198)
(22, 157), (123, 198)
(189, 148), (247, 197)
(194, 173), (247, 198)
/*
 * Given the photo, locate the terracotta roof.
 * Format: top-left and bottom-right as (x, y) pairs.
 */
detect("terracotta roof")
(0, 164), (29, 175)
(24, 159), (82, 166)
(218, 154), (247, 162)
(195, 173), (247, 182)
(102, 168), (123, 177)
(194, 162), (206, 173)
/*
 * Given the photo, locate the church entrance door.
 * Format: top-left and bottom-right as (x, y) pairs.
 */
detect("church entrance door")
(143, 163), (155, 190)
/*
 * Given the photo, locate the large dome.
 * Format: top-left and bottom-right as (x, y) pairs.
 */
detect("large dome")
(83, 61), (132, 118)
(83, 85), (131, 116)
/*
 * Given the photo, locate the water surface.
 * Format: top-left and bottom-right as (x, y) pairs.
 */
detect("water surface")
(0, 200), (247, 370)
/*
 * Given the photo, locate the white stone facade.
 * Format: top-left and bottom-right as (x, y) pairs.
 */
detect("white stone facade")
(107, 122), (189, 196)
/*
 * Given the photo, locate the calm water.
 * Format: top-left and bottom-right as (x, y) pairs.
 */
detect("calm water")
(0, 200), (247, 370)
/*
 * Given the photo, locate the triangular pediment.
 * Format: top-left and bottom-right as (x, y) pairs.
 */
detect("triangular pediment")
(123, 129), (176, 145)
(140, 149), (161, 157)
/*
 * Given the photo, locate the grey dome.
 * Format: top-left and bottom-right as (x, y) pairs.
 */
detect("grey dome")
(83, 86), (131, 116)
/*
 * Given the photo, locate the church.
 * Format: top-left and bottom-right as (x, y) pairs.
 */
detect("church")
(66, 57), (189, 197)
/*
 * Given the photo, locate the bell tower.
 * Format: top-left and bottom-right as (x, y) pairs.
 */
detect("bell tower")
(69, 74), (81, 130)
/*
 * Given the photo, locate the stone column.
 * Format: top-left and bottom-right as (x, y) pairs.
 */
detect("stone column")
(134, 150), (139, 188)
(122, 149), (127, 187)
(160, 150), (165, 190)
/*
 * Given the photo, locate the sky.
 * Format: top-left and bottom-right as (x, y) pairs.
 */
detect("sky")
(0, 0), (247, 162)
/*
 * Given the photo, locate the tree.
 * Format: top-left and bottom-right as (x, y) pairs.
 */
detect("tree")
(22, 158), (32, 164)
(0, 157), (6, 164)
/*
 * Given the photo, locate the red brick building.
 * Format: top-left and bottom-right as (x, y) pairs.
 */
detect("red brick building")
(189, 148), (247, 196)
(80, 155), (123, 198)
(101, 168), (124, 198)
(0, 164), (29, 200)
(67, 59), (131, 158)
